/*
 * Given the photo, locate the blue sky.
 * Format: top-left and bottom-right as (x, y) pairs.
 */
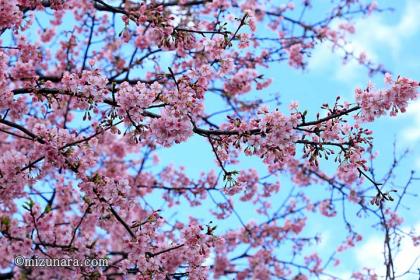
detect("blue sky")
(150, 0), (420, 278)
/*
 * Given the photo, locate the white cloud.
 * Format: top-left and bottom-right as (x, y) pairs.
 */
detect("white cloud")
(324, 223), (420, 279)
(355, 236), (383, 269)
(349, 0), (420, 59)
(318, 230), (331, 250)
(401, 99), (420, 143)
(308, 0), (420, 83)
(308, 41), (365, 85)
(354, 223), (420, 279)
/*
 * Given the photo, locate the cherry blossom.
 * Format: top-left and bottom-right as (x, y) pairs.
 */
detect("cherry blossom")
(0, 1), (418, 279)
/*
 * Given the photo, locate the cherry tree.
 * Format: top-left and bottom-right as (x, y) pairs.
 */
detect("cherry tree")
(0, 0), (419, 279)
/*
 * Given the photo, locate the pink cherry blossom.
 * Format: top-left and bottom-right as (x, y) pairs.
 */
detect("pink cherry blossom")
(0, 1), (418, 279)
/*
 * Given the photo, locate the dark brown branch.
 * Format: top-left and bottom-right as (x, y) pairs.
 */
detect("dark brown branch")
(0, 119), (45, 144)
(297, 106), (361, 127)
(109, 206), (136, 239)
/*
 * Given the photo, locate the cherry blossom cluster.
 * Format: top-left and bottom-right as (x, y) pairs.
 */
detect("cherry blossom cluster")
(0, 0), (22, 30)
(117, 81), (160, 123)
(355, 74), (419, 122)
(61, 70), (109, 105)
